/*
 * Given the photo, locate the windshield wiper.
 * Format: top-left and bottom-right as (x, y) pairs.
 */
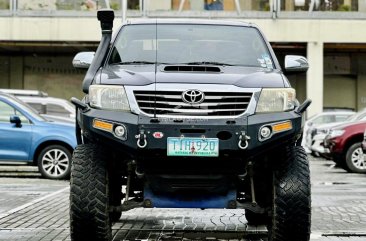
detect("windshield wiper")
(182, 61), (234, 66)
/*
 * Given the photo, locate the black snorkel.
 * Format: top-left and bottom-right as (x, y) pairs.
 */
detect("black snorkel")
(82, 9), (115, 93)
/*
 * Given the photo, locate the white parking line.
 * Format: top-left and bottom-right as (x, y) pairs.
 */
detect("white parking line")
(0, 186), (69, 220)
(310, 232), (323, 239)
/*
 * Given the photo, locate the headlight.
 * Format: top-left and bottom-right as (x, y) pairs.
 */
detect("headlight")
(328, 129), (345, 138)
(89, 85), (130, 111)
(256, 88), (296, 113)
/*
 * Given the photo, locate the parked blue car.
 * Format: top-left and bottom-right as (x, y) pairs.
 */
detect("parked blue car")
(0, 92), (76, 179)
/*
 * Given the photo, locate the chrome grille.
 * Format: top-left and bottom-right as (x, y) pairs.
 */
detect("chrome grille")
(134, 90), (252, 117)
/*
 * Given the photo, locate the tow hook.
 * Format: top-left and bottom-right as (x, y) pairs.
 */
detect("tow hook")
(238, 131), (250, 150)
(135, 130), (147, 148)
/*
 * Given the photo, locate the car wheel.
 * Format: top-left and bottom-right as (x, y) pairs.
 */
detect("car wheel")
(70, 144), (112, 241)
(269, 146), (311, 241)
(345, 143), (366, 173)
(37, 145), (71, 180)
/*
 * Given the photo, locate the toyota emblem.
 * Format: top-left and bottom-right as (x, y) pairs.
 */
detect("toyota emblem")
(182, 90), (205, 104)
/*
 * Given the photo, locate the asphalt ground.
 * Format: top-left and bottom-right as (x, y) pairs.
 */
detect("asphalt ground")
(0, 156), (365, 241)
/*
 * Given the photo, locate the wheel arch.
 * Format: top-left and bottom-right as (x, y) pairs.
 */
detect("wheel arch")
(342, 134), (363, 156)
(32, 140), (74, 165)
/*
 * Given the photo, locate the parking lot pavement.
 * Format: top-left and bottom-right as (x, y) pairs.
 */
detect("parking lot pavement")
(0, 156), (366, 241)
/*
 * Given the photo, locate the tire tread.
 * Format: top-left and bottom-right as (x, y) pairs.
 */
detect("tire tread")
(271, 146), (311, 241)
(70, 144), (111, 241)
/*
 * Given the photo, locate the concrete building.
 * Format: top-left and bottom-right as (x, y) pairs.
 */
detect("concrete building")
(0, 0), (366, 118)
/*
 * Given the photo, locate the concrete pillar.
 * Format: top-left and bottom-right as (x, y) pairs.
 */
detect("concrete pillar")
(306, 41), (323, 118)
(9, 57), (23, 89)
(359, 0), (366, 12)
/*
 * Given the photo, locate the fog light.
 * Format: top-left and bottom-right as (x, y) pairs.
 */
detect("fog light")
(114, 125), (126, 138)
(260, 126), (272, 139)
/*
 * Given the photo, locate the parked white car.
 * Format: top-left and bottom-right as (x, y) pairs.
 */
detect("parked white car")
(302, 111), (354, 154)
(0, 89), (75, 121)
(18, 96), (75, 119)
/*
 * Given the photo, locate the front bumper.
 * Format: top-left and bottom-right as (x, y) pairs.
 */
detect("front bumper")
(324, 136), (343, 155)
(78, 108), (303, 160)
(311, 134), (330, 154)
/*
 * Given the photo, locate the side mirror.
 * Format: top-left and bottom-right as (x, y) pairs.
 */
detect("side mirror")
(285, 55), (309, 72)
(10, 115), (22, 128)
(72, 52), (95, 69)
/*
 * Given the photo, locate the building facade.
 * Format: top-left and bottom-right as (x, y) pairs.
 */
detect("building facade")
(0, 0), (366, 118)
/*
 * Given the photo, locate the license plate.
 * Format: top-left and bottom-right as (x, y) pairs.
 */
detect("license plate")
(167, 137), (219, 157)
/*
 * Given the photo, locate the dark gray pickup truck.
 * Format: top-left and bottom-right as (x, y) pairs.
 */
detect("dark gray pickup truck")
(70, 9), (312, 241)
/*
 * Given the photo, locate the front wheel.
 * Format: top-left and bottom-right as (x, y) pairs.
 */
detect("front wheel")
(270, 146), (311, 241)
(70, 144), (112, 241)
(37, 145), (71, 180)
(345, 143), (366, 173)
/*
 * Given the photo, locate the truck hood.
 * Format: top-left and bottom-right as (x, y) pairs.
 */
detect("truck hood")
(98, 65), (288, 88)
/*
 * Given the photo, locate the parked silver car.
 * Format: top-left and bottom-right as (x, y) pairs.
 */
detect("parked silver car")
(302, 111), (354, 154)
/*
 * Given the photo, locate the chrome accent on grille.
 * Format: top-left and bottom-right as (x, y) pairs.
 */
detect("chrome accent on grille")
(134, 90), (252, 117)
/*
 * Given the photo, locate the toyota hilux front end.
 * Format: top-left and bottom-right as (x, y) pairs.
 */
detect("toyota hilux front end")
(69, 9), (311, 241)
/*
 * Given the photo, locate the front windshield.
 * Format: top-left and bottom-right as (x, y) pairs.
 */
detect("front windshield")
(108, 24), (274, 68)
(346, 111), (366, 122)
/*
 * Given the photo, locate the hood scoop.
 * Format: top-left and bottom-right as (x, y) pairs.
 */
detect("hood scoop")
(164, 65), (221, 73)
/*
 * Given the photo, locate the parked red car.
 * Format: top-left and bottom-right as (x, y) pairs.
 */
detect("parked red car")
(324, 120), (366, 173)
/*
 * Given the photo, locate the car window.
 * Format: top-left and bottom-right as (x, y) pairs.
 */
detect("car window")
(335, 115), (353, 122)
(28, 103), (46, 114)
(312, 115), (336, 124)
(46, 104), (70, 117)
(347, 111), (366, 121)
(359, 114), (366, 121)
(0, 101), (29, 124)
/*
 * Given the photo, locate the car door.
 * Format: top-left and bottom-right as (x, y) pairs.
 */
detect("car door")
(0, 100), (33, 162)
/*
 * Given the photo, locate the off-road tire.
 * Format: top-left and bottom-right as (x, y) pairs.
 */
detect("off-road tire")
(345, 143), (366, 173)
(70, 144), (112, 241)
(270, 146), (311, 241)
